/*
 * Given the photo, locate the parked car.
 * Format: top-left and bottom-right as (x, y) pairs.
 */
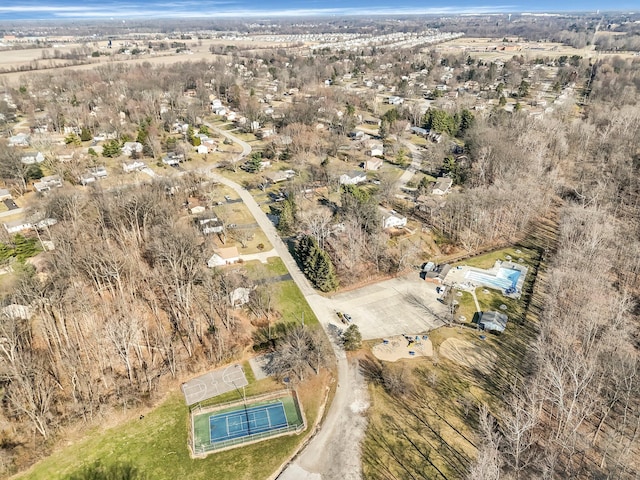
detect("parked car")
(343, 313), (352, 323)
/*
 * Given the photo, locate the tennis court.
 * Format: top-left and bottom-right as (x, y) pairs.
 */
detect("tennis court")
(192, 390), (305, 455)
(209, 402), (288, 442)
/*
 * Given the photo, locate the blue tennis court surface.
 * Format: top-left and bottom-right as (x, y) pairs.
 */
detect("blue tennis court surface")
(209, 402), (288, 443)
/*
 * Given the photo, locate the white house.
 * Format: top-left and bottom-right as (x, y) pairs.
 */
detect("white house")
(4, 219), (33, 234)
(33, 175), (63, 193)
(339, 171), (367, 185)
(383, 211), (408, 229)
(91, 166), (108, 178)
(122, 161), (146, 173)
(367, 143), (384, 157)
(364, 158), (383, 171)
(196, 145), (209, 154)
(8, 133), (29, 147)
(432, 177), (453, 195)
(21, 152), (45, 164)
(79, 172), (96, 185)
(388, 96), (404, 105)
(122, 142), (143, 156)
(207, 246), (240, 268)
(0, 189), (12, 201)
(1, 304), (33, 320)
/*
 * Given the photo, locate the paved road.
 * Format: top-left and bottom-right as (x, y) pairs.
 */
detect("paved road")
(0, 207), (24, 219)
(201, 127), (365, 480)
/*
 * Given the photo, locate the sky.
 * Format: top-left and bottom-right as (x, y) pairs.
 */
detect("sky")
(0, 0), (633, 21)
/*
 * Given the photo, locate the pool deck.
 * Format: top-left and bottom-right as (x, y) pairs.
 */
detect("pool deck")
(442, 260), (528, 298)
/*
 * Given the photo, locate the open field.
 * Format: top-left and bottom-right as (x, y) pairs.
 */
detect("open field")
(362, 229), (547, 479)
(15, 369), (329, 480)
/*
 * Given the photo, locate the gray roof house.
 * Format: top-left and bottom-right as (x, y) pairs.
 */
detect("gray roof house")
(432, 177), (453, 195)
(339, 171), (367, 185)
(478, 311), (508, 333)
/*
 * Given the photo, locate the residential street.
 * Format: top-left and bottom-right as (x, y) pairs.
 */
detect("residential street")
(203, 127), (367, 480)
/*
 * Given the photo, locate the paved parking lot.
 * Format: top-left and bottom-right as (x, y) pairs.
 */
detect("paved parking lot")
(328, 273), (448, 340)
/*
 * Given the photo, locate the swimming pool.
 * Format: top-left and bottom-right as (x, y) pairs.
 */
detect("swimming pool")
(465, 267), (521, 292)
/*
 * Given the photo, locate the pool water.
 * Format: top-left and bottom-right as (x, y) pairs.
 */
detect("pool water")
(465, 267), (521, 292)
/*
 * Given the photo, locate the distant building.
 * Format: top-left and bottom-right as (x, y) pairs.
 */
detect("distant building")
(122, 161), (146, 173)
(339, 171), (367, 185)
(33, 175), (63, 193)
(4, 219), (33, 234)
(364, 158), (383, 171)
(432, 177), (453, 195)
(383, 212), (407, 229)
(8, 133), (29, 147)
(121, 142), (143, 157)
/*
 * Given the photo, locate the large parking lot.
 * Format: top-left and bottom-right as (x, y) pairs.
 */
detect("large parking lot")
(328, 274), (448, 340)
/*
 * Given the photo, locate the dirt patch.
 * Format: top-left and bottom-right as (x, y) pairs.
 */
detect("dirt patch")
(372, 335), (433, 362)
(439, 338), (497, 374)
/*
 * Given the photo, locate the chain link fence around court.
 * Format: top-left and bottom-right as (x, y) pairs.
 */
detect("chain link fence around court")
(190, 389), (306, 456)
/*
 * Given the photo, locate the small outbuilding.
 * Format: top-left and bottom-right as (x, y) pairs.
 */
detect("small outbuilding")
(478, 311), (508, 333)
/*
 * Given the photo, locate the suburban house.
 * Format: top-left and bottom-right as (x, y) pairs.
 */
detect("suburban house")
(367, 143), (384, 157)
(8, 133), (29, 147)
(0, 189), (12, 201)
(432, 177), (453, 195)
(122, 161), (146, 173)
(121, 142), (143, 157)
(34, 175), (63, 193)
(382, 210), (408, 229)
(363, 158), (383, 171)
(162, 155), (180, 167)
(199, 217), (225, 235)
(79, 172), (96, 185)
(207, 246), (240, 268)
(264, 171), (289, 184)
(4, 219), (33, 234)
(339, 171), (367, 185)
(196, 145), (209, 154)
(411, 126), (428, 137)
(478, 311), (508, 333)
(91, 166), (108, 178)
(190, 205), (206, 215)
(1, 304), (33, 320)
(422, 263), (452, 284)
(21, 152), (45, 164)
(388, 95), (404, 105)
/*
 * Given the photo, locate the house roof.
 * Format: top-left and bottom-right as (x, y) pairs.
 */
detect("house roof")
(433, 177), (453, 191)
(215, 246), (239, 259)
(480, 311), (508, 331)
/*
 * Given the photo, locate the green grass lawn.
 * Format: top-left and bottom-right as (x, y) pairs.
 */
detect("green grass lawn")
(17, 390), (311, 480)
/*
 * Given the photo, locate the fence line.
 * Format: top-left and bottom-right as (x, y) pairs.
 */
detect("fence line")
(195, 423), (304, 454)
(191, 388), (306, 456)
(190, 388), (292, 414)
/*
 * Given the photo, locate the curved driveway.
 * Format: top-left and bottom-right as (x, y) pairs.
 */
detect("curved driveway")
(205, 126), (366, 480)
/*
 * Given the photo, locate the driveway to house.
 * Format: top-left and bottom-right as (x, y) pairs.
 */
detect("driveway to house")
(198, 129), (367, 480)
(397, 139), (422, 190)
